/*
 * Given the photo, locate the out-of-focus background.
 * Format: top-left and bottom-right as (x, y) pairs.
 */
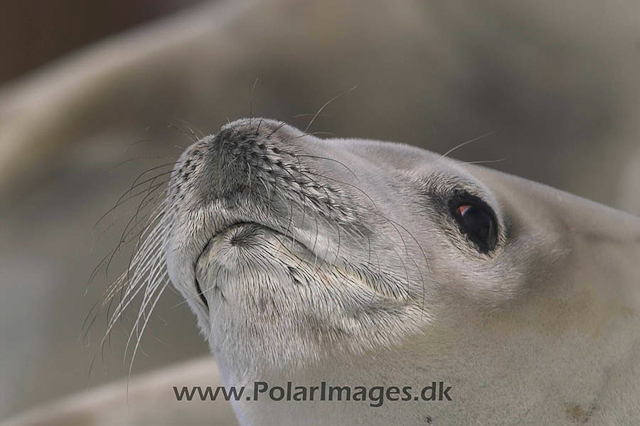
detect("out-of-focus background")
(1, 0), (639, 421)
(0, 0), (204, 85)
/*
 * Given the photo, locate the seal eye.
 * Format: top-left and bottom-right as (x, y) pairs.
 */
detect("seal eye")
(451, 198), (497, 254)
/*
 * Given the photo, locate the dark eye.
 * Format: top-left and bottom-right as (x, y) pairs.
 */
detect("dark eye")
(450, 197), (498, 254)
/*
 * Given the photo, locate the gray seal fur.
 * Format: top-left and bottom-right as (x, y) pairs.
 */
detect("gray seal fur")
(154, 118), (640, 425)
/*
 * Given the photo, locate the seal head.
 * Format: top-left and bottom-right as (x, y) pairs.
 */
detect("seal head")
(164, 118), (562, 380)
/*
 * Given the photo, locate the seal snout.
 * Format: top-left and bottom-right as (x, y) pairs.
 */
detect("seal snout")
(179, 118), (300, 207)
(170, 117), (367, 279)
(176, 118), (356, 228)
(210, 121), (283, 199)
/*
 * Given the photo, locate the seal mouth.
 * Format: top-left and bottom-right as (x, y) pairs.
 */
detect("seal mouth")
(195, 219), (314, 273)
(196, 221), (321, 269)
(205, 221), (293, 248)
(193, 221), (263, 309)
(193, 220), (317, 309)
(196, 221), (263, 262)
(211, 221), (260, 240)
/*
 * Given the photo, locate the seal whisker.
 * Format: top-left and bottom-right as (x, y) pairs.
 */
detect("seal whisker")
(86, 204), (167, 329)
(248, 77), (260, 124)
(100, 192), (169, 279)
(92, 180), (169, 246)
(118, 191), (172, 282)
(113, 256), (168, 338)
(463, 158), (508, 165)
(177, 119), (206, 140)
(104, 215), (171, 324)
(124, 278), (169, 398)
(303, 86), (357, 134)
(288, 166), (393, 275)
(294, 154), (360, 182)
(110, 155), (169, 171)
(300, 168), (430, 312)
(92, 168), (173, 235)
(438, 131), (497, 161)
(167, 123), (199, 143)
(267, 121), (288, 139)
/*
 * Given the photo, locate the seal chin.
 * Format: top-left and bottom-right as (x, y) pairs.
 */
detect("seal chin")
(193, 221), (316, 306)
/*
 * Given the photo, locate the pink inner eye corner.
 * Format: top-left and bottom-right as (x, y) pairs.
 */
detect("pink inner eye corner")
(456, 205), (471, 216)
